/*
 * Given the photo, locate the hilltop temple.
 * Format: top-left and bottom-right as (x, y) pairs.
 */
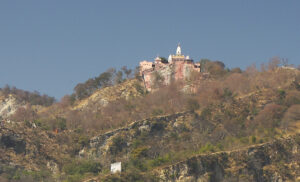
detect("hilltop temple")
(140, 44), (201, 90)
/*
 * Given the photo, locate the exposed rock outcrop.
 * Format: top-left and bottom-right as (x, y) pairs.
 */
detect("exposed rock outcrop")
(157, 134), (300, 182)
(0, 133), (26, 154)
(86, 112), (194, 159)
(73, 79), (145, 111)
(0, 95), (23, 119)
(0, 123), (63, 173)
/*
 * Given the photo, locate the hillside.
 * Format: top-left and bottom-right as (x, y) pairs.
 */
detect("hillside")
(97, 134), (300, 182)
(157, 134), (300, 182)
(73, 79), (145, 111)
(0, 62), (300, 182)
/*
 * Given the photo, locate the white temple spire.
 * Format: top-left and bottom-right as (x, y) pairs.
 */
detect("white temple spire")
(176, 43), (181, 55)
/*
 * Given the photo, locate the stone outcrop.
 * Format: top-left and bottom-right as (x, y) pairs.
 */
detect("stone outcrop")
(157, 134), (300, 182)
(0, 122), (64, 173)
(86, 112), (194, 159)
(0, 133), (26, 154)
(0, 94), (23, 119)
(73, 79), (145, 110)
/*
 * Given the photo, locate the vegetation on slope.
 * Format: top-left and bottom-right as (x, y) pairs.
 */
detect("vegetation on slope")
(0, 86), (55, 107)
(1, 58), (300, 181)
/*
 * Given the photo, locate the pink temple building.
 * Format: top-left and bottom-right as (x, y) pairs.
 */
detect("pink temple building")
(139, 44), (201, 91)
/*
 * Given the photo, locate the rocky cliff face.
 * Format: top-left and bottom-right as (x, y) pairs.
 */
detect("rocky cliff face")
(0, 94), (23, 119)
(0, 122), (66, 178)
(157, 134), (300, 182)
(142, 61), (201, 91)
(83, 112), (197, 161)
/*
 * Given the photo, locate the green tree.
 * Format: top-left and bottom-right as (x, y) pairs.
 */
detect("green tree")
(160, 57), (168, 64)
(115, 70), (124, 84)
(121, 66), (132, 79)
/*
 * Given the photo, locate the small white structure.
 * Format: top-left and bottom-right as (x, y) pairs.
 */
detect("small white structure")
(168, 54), (172, 63)
(111, 162), (121, 173)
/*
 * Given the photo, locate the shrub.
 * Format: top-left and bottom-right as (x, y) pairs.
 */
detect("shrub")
(131, 139), (142, 149)
(130, 159), (149, 171)
(10, 105), (36, 123)
(282, 104), (300, 129)
(187, 98), (200, 111)
(63, 160), (101, 181)
(199, 143), (215, 153)
(150, 154), (171, 167)
(151, 108), (164, 116)
(277, 89), (286, 104)
(187, 158), (199, 176)
(230, 67), (242, 73)
(78, 135), (89, 147)
(102, 169), (158, 182)
(134, 82), (145, 95)
(216, 143), (224, 150)
(284, 91), (300, 106)
(200, 107), (212, 120)
(57, 117), (67, 130)
(205, 61), (227, 77)
(160, 57), (168, 64)
(2, 166), (53, 182)
(251, 136), (257, 143)
(253, 103), (285, 128)
(222, 88), (234, 100)
(110, 136), (127, 155)
(239, 137), (249, 144)
(131, 146), (149, 159)
(150, 121), (165, 133)
(23, 170), (52, 181)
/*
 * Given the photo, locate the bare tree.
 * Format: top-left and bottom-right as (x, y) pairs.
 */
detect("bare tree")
(268, 57), (280, 71)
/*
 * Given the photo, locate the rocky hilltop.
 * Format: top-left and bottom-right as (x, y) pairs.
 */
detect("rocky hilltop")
(73, 79), (145, 111)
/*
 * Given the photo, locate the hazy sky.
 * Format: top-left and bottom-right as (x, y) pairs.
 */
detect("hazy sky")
(0, 1), (299, 99)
